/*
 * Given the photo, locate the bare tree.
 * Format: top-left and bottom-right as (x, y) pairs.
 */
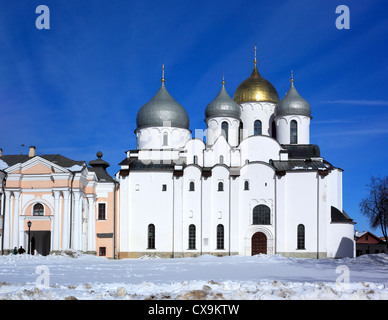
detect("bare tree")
(360, 176), (388, 252)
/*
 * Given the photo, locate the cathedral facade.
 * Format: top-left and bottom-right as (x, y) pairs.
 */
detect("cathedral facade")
(0, 54), (356, 259)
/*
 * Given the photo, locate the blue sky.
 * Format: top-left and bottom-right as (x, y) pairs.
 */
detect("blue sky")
(0, 0), (387, 236)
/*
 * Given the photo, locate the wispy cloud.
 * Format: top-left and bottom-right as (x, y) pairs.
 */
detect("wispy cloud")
(323, 100), (388, 106)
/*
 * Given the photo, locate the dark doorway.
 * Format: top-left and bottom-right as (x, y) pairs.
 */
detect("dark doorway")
(27, 231), (51, 256)
(251, 232), (267, 255)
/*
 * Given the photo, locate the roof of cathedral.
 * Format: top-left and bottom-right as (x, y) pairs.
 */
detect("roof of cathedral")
(205, 79), (241, 120)
(275, 76), (311, 117)
(331, 206), (355, 224)
(136, 68), (189, 130)
(281, 144), (320, 159)
(233, 47), (279, 104)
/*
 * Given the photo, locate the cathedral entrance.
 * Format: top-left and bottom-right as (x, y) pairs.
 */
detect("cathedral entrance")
(25, 231), (51, 256)
(251, 232), (267, 255)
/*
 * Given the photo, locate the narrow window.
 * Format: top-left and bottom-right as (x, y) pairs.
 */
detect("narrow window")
(221, 121), (229, 142)
(217, 224), (224, 249)
(290, 120), (298, 144)
(162, 184), (167, 191)
(244, 180), (249, 190)
(99, 247), (106, 256)
(193, 155), (198, 164)
(254, 120), (262, 135)
(163, 132), (168, 146)
(219, 155), (224, 164)
(33, 203), (44, 216)
(188, 224), (196, 249)
(252, 205), (270, 225)
(148, 224), (155, 249)
(218, 181), (224, 191)
(271, 120), (277, 139)
(189, 181), (195, 191)
(98, 203), (106, 220)
(297, 224), (305, 249)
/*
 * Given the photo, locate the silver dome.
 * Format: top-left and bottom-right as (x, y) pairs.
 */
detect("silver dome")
(205, 81), (241, 120)
(136, 81), (189, 130)
(275, 80), (311, 117)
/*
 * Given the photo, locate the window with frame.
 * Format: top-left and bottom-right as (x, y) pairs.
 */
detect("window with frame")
(162, 184), (167, 191)
(218, 181), (224, 191)
(193, 155), (198, 165)
(252, 205), (270, 225)
(221, 121), (229, 142)
(33, 203), (44, 216)
(188, 224), (196, 249)
(163, 132), (168, 146)
(290, 120), (298, 144)
(99, 247), (106, 256)
(148, 224), (155, 249)
(254, 120), (262, 135)
(217, 224), (224, 249)
(297, 224), (305, 249)
(98, 203), (106, 220)
(244, 180), (249, 190)
(189, 181), (195, 191)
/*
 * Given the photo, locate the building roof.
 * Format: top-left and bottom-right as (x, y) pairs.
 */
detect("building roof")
(205, 80), (241, 120)
(0, 154), (85, 170)
(271, 159), (331, 172)
(281, 144), (321, 159)
(136, 78), (189, 130)
(275, 78), (311, 118)
(88, 151), (115, 182)
(331, 206), (355, 224)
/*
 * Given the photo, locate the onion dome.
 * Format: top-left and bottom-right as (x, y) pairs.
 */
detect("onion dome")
(205, 77), (241, 120)
(136, 65), (189, 130)
(275, 73), (311, 118)
(233, 46), (279, 104)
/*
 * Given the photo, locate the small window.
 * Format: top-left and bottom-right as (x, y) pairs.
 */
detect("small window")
(218, 182), (224, 191)
(163, 132), (168, 146)
(297, 224), (305, 249)
(188, 224), (196, 249)
(244, 180), (249, 190)
(217, 224), (224, 249)
(33, 203), (44, 216)
(290, 120), (298, 144)
(162, 184), (167, 191)
(99, 247), (106, 256)
(254, 120), (262, 135)
(219, 155), (224, 164)
(189, 181), (195, 191)
(148, 224), (155, 249)
(98, 203), (106, 220)
(221, 121), (229, 142)
(193, 155), (198, 164)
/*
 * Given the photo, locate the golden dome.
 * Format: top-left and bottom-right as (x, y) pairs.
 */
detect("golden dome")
(233, 61), (279, 104)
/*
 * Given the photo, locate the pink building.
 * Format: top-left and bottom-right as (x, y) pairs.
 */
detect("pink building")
(0, 147), (118, 258)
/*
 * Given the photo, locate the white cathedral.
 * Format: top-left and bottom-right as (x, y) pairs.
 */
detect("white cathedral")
(117, 54), (356, 259)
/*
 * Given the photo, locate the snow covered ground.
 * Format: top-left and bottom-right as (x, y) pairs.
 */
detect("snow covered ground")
(0, 252), (387, 300)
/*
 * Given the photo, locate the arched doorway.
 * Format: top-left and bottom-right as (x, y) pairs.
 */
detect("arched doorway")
(251, 232), (267, 255)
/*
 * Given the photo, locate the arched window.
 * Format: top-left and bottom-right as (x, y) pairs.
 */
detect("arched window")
(221, 121), (229, 142)
(244, 180), (249, 190)
(33, 203), (44, 216)
(219, 155), (224, 164)
(217, 224), (224, 249)
(290, 120), (298, 144)
(252, 205), (270, 225)
(188, 224), (196, 249)
(189, 181), (195, 191)
(147, 224), (155, 249)
(163, 132), (168, 146)
(193, 155), (198, 164)
(297, 224), (305, 249)
(254, 120), (262, 135)
(218, 181), (224, 191)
